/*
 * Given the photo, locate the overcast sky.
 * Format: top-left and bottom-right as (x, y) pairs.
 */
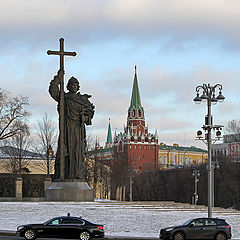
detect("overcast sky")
(1, 0), (240, 149)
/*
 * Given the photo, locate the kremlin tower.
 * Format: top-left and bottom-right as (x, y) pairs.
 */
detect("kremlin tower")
(105, 118), (113, 148)
(113, 66), (159, 172)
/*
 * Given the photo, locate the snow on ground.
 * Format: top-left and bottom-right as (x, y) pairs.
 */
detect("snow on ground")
(0, 200), (239, 238)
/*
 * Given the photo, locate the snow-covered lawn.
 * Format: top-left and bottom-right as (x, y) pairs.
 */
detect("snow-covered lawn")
(0, 200), (239, 238)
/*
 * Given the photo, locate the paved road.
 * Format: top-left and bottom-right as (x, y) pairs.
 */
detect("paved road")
(0, 231), (239, 240)
(2, 236), (240, 240)
(0, 237), (158, 240)
(1, 235), (240, 240)
(0, 231), (158, 240)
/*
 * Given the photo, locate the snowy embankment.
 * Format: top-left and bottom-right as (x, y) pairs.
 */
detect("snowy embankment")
(0, 200), (239, 238)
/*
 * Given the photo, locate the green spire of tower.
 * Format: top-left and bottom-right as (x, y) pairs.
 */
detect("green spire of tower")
(106, 118), (113, 144)
(129, 66), (142, 109)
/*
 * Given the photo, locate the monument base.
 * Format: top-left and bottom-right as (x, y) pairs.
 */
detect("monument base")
(45, 181), (94, 202)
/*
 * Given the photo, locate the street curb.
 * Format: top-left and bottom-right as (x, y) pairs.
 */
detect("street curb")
(103, 237), (158, 239)
(103, 238), (158, 240)
(0, 231), (239, 240)
(0, 230), (16, 236)
(0, 230), (158, 239)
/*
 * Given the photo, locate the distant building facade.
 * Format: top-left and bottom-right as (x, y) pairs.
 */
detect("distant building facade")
(212, 133), (240, 162)
(0, 146), (54, 175)
(158, 143), (207, 168)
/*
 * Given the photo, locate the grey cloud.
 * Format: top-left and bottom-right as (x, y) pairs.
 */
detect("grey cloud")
(1, 0), (240, 52)
(159, 131), (206, 149)
(151, 117), (193, 132)
(141, 65), (240, 104)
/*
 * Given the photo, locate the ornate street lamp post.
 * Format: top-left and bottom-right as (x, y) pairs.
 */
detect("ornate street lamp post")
(192, 169), (200, 205)
(212, 159), (220, 207)
(194, 83), (225, 217)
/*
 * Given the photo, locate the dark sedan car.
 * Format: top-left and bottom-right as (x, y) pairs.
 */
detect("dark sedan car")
(160, 218), (231, 240)
(16, 214), (104, 240)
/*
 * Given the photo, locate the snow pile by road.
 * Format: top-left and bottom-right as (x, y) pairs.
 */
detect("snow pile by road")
(0, 200), (239, 238)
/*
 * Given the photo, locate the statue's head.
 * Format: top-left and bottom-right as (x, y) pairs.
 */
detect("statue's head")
(67, 77), (80, 93)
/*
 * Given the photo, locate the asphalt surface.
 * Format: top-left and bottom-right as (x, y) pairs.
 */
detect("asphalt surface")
(0, 237), (158, 240)
(0, 230), (158, 239)
(1, 231), (239, 240)
(0, 237), (157, 240)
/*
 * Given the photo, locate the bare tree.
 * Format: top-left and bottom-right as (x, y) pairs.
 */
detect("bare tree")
(2, 128), (32, 177)
(225, 120), (240, 141)
(33, 114), (57, 175)
(85, 137), (111, 199)
(84, 135), (94, 183)
(0, 88), (30, 141)
(85, 137), (102, 196)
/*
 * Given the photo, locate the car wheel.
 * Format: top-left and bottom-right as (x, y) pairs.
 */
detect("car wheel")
(24, 229), (37, 240)
(216, 232), (227, 240)
(173, 232), (185, 240)
(79, 231), (91, 240)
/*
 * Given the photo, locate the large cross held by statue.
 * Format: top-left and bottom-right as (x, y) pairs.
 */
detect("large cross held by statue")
(47, 38), (77, 180)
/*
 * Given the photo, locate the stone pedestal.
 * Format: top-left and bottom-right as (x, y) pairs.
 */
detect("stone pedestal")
(15, 178), (22, 201)
(45, 180), (94, 202)
(44, 177), (52, 191)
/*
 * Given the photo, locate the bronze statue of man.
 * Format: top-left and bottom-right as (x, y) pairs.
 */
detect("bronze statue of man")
(49, 70), (95, 180)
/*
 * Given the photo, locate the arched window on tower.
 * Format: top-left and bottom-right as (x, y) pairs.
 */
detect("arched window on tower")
(138, 109), (141, 117)
(132, 110), (135, 117)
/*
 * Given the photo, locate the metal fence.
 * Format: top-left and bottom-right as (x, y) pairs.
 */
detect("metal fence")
(0, 173), (48, 198)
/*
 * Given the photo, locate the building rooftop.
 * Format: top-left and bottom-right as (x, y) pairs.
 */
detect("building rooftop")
(87, 144), (207, 155)
(129, 66), (143, 110)
(159, 144), (207, 153)
(106, 118), (113, 144)
(0, 146), (45, 159)
(87, 146), (114, 155)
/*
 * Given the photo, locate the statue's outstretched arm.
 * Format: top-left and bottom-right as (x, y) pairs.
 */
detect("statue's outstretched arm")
(49, 70), (64, 102)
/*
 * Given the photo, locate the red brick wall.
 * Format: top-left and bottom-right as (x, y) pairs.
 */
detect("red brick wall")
(126, 144), (158, 172)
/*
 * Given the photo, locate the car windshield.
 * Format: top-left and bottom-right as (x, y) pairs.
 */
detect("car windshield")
(182, 219), (193, 226)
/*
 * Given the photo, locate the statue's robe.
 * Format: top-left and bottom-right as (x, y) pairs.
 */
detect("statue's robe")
(49, 80), (94, 179)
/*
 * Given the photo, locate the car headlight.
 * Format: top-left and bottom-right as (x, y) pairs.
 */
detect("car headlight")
(17, 226), (24, 231)
(166, 227), (174, 232)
